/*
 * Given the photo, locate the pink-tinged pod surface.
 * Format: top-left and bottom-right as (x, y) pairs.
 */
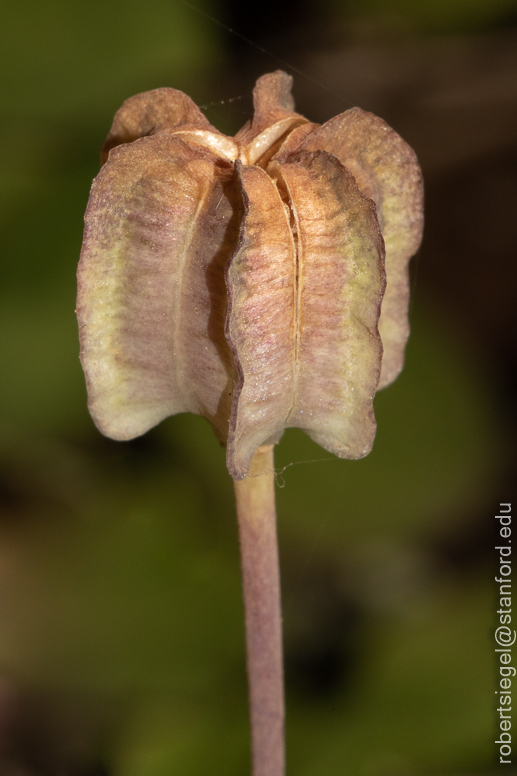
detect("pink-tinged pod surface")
(285, 109), (424, 388)
(226, 163), (297, 479)
(271, 151), (385, 461)
(77, 133), (241, 443)
(77, 70), (423, 479)
(234, 70), (308, 159)
(100, 87), (218, 164)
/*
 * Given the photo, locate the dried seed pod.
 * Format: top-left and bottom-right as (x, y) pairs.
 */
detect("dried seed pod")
(284, 108), (424, 388)
(77, 71), (423, 479)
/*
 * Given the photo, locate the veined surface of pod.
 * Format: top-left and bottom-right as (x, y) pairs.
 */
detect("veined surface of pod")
(77, 71), (423, 479)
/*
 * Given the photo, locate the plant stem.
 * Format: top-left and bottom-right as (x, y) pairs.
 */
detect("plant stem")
(233, 444), (284, 776)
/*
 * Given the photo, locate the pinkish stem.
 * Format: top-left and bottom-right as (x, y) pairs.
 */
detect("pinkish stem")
(233, 444), (284, 776)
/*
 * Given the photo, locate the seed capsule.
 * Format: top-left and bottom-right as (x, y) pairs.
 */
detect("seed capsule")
(77, 71), (423, 479)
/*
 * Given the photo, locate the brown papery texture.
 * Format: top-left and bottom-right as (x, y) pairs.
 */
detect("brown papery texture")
(272, 151), (386, 460)
(78, 70), (423, 479)
(226, 164), (297, 479)
(293, 109), (424, 388)
(234, 71), (302, 148)
(100, 87), (217, 164)
(78, 134), (240, 443)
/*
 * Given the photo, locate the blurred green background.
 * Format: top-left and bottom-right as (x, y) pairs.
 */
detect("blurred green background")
(1, 0), (516, 773)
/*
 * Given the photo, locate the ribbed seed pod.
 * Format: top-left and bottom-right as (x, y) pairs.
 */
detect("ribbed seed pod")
(77, 71), (423, 479)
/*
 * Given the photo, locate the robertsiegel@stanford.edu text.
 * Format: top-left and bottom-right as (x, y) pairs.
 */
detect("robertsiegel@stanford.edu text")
(495, 503), (514, 765)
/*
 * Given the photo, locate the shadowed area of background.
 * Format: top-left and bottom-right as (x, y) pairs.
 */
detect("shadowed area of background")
(0, 0), (515, 773)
